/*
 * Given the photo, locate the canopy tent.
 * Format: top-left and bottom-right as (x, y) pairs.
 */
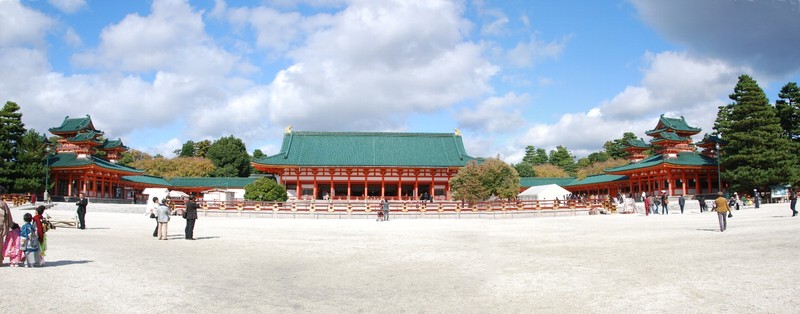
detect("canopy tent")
(142, 188), (169, 204)
(518, 184), (571, 201)
(168, 190), (189, 198)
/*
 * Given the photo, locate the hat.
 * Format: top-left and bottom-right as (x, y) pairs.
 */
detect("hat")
(717, 191), (723, 196)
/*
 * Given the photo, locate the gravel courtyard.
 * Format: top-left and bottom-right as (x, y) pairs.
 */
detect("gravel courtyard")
(1, 203), (798, 313)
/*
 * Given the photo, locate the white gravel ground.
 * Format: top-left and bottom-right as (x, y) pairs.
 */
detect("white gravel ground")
(1, 202), (798, 313)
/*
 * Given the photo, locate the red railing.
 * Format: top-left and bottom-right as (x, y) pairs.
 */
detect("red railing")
(170, 198), (607, 214)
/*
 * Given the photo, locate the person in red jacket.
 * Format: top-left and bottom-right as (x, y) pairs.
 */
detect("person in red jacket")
(32, 205), (47, 266)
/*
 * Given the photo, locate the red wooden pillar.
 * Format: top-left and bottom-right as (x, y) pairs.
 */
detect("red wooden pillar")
(430, 169), (435, 198)
(380, 169), (386, 198)
(414, 169), (419, 199)
(295, 168), (301, 199)
(312, 169), (318, 200)
(397, 169), (403, 200)
(706, 170), (713, 192)
(364, 168), (368, 200)
(694, 171), (700, 194)
(329, 168), (334, 198)
(681, 170), (687, 195)
(346, 169), (352, 200)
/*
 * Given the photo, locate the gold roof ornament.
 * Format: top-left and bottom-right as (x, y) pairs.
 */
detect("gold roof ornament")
(285, 125), (293, 134)
(454, 128), (461, 136)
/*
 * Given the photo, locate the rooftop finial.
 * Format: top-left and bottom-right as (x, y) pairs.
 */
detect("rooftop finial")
(454, 128), (461, 136)
(285, 125), (293, 134)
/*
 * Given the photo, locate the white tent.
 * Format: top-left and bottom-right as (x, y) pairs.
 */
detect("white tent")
(142, 188), (169, 203)
(518, 184), (571, 201)
(168, 190), (189, 198)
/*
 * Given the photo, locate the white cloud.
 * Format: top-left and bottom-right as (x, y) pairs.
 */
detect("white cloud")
(48, 0), (86, 14)
(62, 27), (82, 47)
(0, 0), (54, 47)
(481, 11), (509, 36)
(514, 51), (743, 158)
(506, 34), (572, 67)
(150, 138), (182, 158)
(456, 92), (528, 133)
(73, 0), (240, 76)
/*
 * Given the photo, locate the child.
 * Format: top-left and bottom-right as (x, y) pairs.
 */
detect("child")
(3, 223), (22, 267)
(19, 213), (40, 267)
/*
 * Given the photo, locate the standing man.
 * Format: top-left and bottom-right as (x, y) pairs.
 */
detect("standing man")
(76, 193), (88, 229)
(678, 195), (685, 214)
(714, 192), (731, 232)
(184, 196), (198, 240)
(753, 189), (760, 209)
(381, 198), (390, 221)
(660, 193), (669, 215)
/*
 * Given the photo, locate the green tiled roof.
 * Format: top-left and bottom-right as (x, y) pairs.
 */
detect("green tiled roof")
(66, 131), (104, 143)
(99, 138), (126, 150)
(121, 175), (171, 186)
(167, 177), (258, 188)
(650, 131), (689, 143)
(254, 131), (477, 167)
(564, 174), (627, 186)
(645, 115), (701, 135)
(49, 115), (96, 134)
(520, 177), (576, 187)
(626, 138), (650, 148)
(48, 152), (143, 174)
(696, 133), (726, 146)
(604, 152), (717, 173)
(120, 176), (259, 188)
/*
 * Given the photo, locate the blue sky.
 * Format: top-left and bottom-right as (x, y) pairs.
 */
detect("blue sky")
(2, 0), (799, 162)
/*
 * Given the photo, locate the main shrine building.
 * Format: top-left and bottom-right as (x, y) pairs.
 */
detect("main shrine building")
(559, 115), (721, 197)
(252, 128), (478, 201)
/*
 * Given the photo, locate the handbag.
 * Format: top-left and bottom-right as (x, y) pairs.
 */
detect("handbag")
(182, 211), (187, 219)
(728, 212), (733, 218)
(150, 213), (156, 219)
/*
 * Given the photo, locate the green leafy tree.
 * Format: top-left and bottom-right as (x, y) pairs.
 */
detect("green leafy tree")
(0, 101), (26, 189)
(513, 162), (535, 177)
(207, 136), (251, 177)
(131, 157), (215, 179)
(179, 140), (196, 157)
(715, 75), (799, 191)
(514, 146), (548, 177)
(253, 149), (265, 159)
(13, 130), (47, 193)
(244, 177), (288, 202)
(776, 82), (800, 141)
(450, 158), (519, 201)
(548, 145), (576, 174)
(194, 140), (211, 158)
(451, 161), (490, 202)
(603, 132), (638, 159)
(118, 149), (153, 167)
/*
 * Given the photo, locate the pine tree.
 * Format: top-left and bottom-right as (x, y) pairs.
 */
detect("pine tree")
(0, 101), (26, 189)
(207, 136), (251, 177)
(716, 75), (799, 191)
(13, 130), (47, 193)
(776, 82), (800, 141)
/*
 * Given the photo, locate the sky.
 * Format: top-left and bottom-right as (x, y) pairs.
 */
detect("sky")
(2, 0), (799, 162)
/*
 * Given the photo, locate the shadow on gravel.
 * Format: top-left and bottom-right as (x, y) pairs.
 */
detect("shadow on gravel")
(696, 228), (720, 232)
(192, 236), (219, 240)
(45, 260), (92, 267)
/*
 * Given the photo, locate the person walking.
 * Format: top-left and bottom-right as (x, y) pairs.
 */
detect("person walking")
(76, 193), (88, 229)
(643, 193), (650, 216)
(381, 198), (390, 221)
(791, 188), (798, 217)
(660, 193), (669, 215)
(678, 195), (685, 214)
(184, 196), (198, 240)
(156, 199), (170, 240)
(714, 192), (731, 232)
(698, 196), (706, 213)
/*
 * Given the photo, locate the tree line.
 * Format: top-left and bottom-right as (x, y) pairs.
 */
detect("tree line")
(0, 101), (48, 193)
(119, 136), (255, 179)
